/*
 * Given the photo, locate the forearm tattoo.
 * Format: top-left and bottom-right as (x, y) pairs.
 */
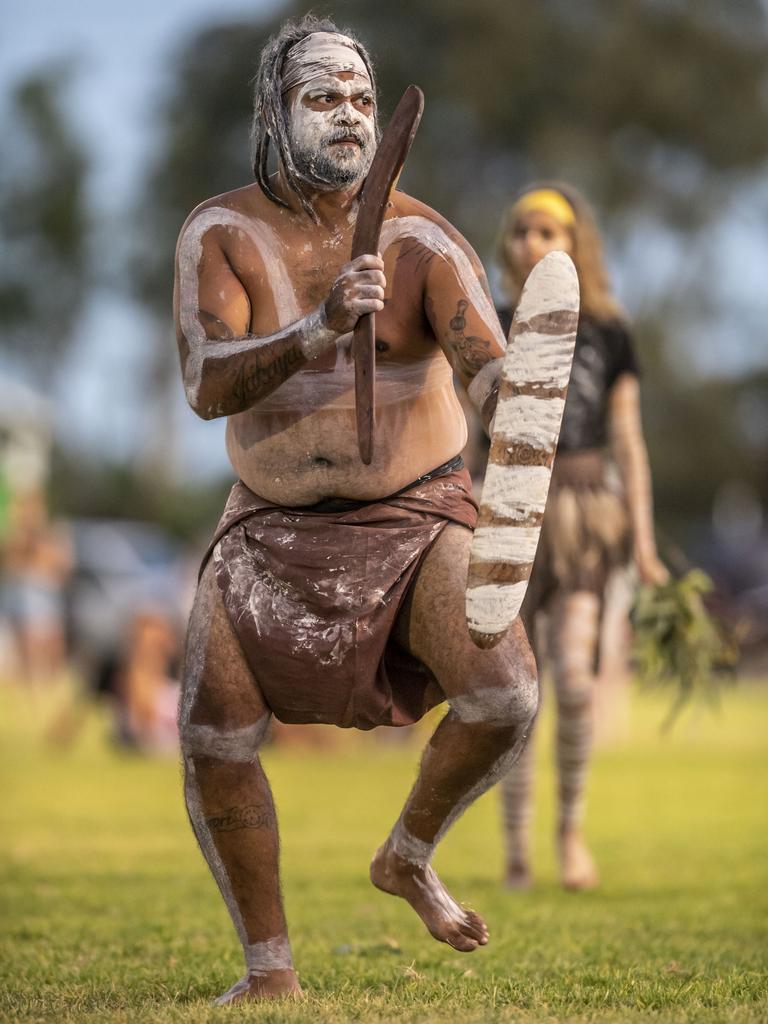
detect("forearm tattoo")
(206, 804), (277, 833)
(186, 308), (336, 418)
(231, 346), (306, 407)
(439, 296), (503, 431)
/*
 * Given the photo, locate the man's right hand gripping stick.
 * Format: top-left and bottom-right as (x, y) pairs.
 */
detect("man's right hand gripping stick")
(466, 251), (580, 649)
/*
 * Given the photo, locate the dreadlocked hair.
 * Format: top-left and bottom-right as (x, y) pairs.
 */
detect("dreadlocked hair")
(251, 14), (378, 222)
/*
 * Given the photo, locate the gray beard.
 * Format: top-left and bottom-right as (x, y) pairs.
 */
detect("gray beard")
(290, 132), (375, 190)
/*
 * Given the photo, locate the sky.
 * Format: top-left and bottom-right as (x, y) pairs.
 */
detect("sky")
(3, 1), (768, 479)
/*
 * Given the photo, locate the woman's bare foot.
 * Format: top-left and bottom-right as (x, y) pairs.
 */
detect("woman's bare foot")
(504, 857), (532, 890)
(558, 829), (599, 891)
(214, 968), (303, 1005)
(370, 841), (489, 952)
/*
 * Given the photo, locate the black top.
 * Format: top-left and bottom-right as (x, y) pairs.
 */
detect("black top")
(497, 309), (640, 452)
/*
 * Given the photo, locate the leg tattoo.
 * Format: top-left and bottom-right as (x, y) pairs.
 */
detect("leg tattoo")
(179, 561), (300, 1003)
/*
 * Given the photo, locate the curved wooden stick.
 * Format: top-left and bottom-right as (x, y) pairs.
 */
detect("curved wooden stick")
(351, 85), (424, 464)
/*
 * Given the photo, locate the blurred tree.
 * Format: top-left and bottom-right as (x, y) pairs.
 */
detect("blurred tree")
(134, 0), (768, 299)
(0, 62), (90, 387)
(132, 0), (768, 539)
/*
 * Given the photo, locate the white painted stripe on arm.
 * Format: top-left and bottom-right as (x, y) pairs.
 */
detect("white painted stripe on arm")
(379, 215), (506, 349)
(177, 206), (301, 406)
(467, 356), (503, 411)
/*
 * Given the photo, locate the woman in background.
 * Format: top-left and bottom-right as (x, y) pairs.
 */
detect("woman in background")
(496, 184), (668, 890)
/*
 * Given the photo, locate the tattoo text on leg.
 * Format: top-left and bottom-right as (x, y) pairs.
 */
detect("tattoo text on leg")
(206, 803), (277, 833)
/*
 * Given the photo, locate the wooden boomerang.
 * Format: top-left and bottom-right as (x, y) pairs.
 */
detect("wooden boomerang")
(465, 251), (580, 649)
(350, 85), (424, 465)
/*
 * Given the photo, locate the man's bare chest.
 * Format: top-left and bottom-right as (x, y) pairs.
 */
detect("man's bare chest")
(225, 226), (433, 355)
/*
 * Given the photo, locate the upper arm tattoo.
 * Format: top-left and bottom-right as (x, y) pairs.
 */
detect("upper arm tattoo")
(446, 298), (494, 377)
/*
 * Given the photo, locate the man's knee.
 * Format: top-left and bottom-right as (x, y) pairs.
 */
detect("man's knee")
(179, 715), (271, 763)
(449, 660), (539, 730)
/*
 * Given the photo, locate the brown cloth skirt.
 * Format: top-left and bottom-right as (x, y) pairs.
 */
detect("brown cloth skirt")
(200, 461), (478, 730)
(522, 449), (631, 616)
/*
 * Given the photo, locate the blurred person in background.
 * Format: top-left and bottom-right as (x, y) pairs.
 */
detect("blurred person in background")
(47, 518), (187, 752)
(495, 184), (668, 890)
(119, 607), (181, 752)
(1, 487), (72, 685)
(46, 605), (181, 753)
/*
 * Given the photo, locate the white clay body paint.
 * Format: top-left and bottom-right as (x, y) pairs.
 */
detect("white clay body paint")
(179, 564), (292, 983)
(184, 719), (270, 762)
(466, 251), (580, 648)
(214, 936), (295, 1005)
(178, 206), (307, 409)
(288, 73), (376, 189)
(414, 869), (471, 929)
(379, 216), (506, 350)
(389, 817), (434, 867)
(180, 211), (500, 420)
(289, 75), (376, 147)
(281, 32), (370, 92)
(467, 356), (503, 413)
(450, 681), (538, 727)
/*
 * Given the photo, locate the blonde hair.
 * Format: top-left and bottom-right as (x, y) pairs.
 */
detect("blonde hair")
(496, 181), (624, 322)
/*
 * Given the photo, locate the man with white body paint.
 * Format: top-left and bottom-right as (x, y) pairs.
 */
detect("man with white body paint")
(174, 16), (539, 1004)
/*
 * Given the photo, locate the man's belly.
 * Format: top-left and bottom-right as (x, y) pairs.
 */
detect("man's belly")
(224, 358), (468, 505)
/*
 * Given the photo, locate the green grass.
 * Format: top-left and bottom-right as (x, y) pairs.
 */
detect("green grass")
(1, 678), (766, 1023)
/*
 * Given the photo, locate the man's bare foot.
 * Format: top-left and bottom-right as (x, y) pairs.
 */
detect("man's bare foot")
(504, 858), (532, 890)
(214, 968), (303, 1005)
(558, 830), (599, 891)
(370, 841), (489, 952)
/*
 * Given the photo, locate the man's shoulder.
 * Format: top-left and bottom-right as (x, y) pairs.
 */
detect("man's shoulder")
(178, 184), (271, 241)
(388, 192), (482, 267)
(389, 192), (460, 236)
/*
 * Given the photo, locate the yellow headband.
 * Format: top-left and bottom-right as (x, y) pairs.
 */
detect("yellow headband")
(511, 188), (576, 228)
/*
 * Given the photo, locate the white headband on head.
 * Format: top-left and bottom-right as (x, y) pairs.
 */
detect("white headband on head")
(281, 31), (371, 94)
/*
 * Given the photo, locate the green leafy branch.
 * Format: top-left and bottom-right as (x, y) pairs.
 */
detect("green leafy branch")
(630, 569), (739, 731)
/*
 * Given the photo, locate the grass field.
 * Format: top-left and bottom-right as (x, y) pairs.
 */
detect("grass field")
(1, 678), (766, 1023)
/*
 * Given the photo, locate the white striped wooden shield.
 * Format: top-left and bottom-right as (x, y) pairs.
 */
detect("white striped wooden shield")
(466, 250), (579, 649)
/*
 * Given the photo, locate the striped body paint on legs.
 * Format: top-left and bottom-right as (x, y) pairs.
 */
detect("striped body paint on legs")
(499, 726), (537, 889)
(548, 591), (601, 829)
(467, 251), (579, 649)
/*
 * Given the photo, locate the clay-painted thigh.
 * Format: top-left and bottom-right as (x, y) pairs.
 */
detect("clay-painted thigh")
(180, 559), (270, 738)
